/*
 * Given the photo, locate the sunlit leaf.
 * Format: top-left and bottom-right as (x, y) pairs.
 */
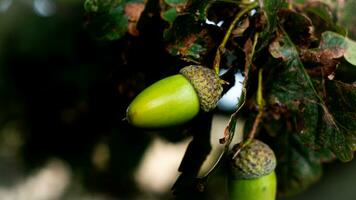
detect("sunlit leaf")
(317, 31), (356, 66)
(319, 31), (347, 58)
(344, 38), (356, 66)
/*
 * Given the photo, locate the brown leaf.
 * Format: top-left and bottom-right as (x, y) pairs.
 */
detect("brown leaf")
(300, 49), (340, 77)
(319, 43), (347, 59)
(243, 38), (254, 70)
(179, 34), (199, 56)
(166, 29), (213, 61)
(125, 3), (146, 36)
(232, 18), (250, 37)
(269, 31), (290, 61)
(253, 12), (267, 32)
(278, 9), (316, 48)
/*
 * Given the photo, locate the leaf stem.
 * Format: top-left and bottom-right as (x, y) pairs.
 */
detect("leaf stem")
(247, 68), (265, 139)
(257, 69), (265, 107)
(213, 2), (258, 74)
(244, 33), (259, 79)
(233, 68), (265, 159)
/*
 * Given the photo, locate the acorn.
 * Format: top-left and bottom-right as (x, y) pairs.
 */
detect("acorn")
(126, 65), (223, 128)
(228, 139), (277, 200)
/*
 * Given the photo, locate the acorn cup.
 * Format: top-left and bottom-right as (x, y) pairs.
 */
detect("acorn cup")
(228, 139), (277, 200)
(126, 65), (223, 128)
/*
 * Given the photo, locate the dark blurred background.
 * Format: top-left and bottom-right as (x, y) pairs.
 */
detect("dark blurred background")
(0, 0), (356, 200)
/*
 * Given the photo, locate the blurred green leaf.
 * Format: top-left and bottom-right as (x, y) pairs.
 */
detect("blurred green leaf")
(165, 0), (189, 6)
(344, 38), (356, 66)
(160, 0), (190, 24)
(317, 31), (356, 66)
(187, 0), (212, 21)
(162, 7), (178, 24)
(303, 2), (346, 37)
(319, 31), (347, 57)
(164, 14), (219, 62)
(159, 0), (212, 25)
(341, 1), (356, 39)
(84, 0), (146, 40)
(276, 133), (323, 196)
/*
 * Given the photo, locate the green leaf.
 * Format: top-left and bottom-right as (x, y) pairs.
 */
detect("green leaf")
(303, 2), (346, 37)
(318, 31), (356, 66)
(323, 80), (356, 153)
(268, 29), (355, 162)
(318, 113), (353, 162)
(187, 0), (213, 21)
(313, 79), (356, 162)
(319, 31), (347, 57)
(84, 0), (146, 40)
(341, 0), (356, 39)
(278, 9), (314, 47)
(164, 14), (219, 62)
(268, 31), (317, 111)
(160, 0), (190, 24)
(268, 30), (321, 149)
(275, 131), (323, 196)
(295, 102), (319, 148)
(162, 8), (178, 24)
(344, 38), (356, 66)
(256, 0), (284, 51)
(165, 0), (189, 6)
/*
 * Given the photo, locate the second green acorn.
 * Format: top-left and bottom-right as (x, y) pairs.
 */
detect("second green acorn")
(228, 139), (277, 200)
(126, 65), (223, 128)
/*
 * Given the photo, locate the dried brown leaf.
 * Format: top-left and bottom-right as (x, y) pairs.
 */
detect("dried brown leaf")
(125, 3), (146, 36)
(232, 18), (250, 37)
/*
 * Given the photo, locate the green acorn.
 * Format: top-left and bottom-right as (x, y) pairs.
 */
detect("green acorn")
(228, 139), (277, 200)
(126, 65), (223, 128)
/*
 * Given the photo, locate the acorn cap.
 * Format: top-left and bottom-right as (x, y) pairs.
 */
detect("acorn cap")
(231, 139), (276, 180)
(179, 65), (223, 112)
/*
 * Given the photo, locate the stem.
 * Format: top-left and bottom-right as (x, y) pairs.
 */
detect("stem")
(256, 69), (265, 108)
(243, 33), (259, 79)
(233, 68), (265, 159)
(247, 110), (264, 140)
(247, 68), (265, 139)
(213, 2), (258, 74)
